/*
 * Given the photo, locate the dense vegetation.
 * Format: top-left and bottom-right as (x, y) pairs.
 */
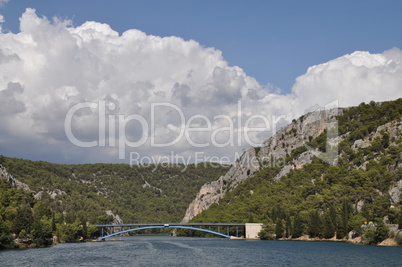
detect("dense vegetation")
(0, 180), (57, 248)
(190, 99), (402, 244)
(0, 159), (228, 248)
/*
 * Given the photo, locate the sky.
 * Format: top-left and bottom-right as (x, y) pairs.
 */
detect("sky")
(0, 0), (401, 164)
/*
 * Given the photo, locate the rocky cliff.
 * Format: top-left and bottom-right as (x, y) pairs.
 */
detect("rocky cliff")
(182, 108), (342, 222)
(0, 163), (70, 200)
(0, 164), (31, 191)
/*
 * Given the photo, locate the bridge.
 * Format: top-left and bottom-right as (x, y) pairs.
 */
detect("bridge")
(95, 223), (263, 240)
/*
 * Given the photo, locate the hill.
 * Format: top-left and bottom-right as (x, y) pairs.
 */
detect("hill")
(0, 158), (228, 248)
(185, 99), (402, 245)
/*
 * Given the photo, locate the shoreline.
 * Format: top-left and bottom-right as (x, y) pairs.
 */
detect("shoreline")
(274, 235), (400, 247)
(233, 234), (401, 247)
(7, 234), (401, 250)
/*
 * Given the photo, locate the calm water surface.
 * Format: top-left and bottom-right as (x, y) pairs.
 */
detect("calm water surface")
(0, 236), (401, 266)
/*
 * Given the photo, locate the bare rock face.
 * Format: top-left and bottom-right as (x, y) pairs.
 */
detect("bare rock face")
(273, 149), (317, 181)
(356, 199), (366, 213)
(182, 108), (342, 222)
(106, 210), (123, 224)
(389, 179), (402, 205)
(182, 147), (260, 222)
(0, 164), (31, 191)
(34, 189), (67, 200)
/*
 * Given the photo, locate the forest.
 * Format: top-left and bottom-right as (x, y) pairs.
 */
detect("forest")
(0, 159), (228, 248)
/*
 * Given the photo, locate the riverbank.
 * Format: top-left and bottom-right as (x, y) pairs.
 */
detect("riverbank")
(5, 231), (402, 250)
(274, 234), (401, 247)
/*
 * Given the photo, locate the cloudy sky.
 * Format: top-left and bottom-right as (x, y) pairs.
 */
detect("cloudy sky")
(0, 0), (401, 164)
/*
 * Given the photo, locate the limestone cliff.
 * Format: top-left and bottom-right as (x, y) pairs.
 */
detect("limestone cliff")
(182, 108), (342, 222)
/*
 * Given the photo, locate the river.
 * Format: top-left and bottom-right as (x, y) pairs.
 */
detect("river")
(0, 236), (401, 266)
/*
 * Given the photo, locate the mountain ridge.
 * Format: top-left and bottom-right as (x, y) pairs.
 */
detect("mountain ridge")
(182, 107), (342, 222)
(184, 98), (402, 244)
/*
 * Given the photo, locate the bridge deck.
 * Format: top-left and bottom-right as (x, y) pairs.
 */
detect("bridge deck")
(96, 222), (246, 227)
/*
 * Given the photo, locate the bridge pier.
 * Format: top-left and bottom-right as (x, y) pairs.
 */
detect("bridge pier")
(245, 223), (263, 239)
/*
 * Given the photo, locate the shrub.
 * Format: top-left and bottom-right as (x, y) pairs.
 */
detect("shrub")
(362, 228), (376, 245)
(395, 232), (402, 246)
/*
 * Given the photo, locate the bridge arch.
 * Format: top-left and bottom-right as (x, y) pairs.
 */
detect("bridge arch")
(100, 225), (231, 240)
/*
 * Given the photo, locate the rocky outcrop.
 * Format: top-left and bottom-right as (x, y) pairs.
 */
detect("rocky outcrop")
(378, 238), (398, 246)
(0, 164), (31, 191)
(34, 189), (67, 200)
(352, 119), (402, 153)
(389, 179), (402, 205)
(182, 108), (342, 222)
(106, 210), (123, 224)
(273, 149), (317, 181)
(0, 164), (69, 200)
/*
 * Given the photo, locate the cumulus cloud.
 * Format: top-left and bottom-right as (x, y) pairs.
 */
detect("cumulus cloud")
(0, 8), (401, 163)
(0, 82), (25, 115)
(292, 49), (402, 114)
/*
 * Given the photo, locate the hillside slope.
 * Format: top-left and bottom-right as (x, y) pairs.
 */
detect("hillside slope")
(0, 157), (227, 247)
(185, 99), (402, 243)
(0, 158), (227, 223)
(183, 107), (341, 222)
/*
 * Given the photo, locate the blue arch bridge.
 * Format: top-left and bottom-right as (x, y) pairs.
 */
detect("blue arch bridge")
(95, 223), (262, 240)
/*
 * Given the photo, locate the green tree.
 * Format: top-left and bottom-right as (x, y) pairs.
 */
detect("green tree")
(307, 210), (322, 238)
(18, 229), (28, 238)
(31, 217), (53, 247)
(395, 232), (402, 246)
(259, 223), (275, 240)
(373, 218), (389, 243)
(348, 214), (367, 235)
(338, 199), (351, 238)
(11, 204), (33, 236)
(362, 228), (376, 245)
(275, 219), (284, 239)
(322, 211), (336, 239)
(87, 225), (101, 239)
(33, 202), (52, 221)
(57, 218), (83, 243)
(292, 213), (304, 238)
(285, 214), (292, 238)
(0, 216), (16, 249)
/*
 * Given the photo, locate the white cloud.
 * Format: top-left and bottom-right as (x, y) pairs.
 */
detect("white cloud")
(0, 8), (401, 163)
(291, 49), (402, 114)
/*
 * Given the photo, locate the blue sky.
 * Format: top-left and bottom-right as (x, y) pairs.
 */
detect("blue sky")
(2, 0), (401, 94)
